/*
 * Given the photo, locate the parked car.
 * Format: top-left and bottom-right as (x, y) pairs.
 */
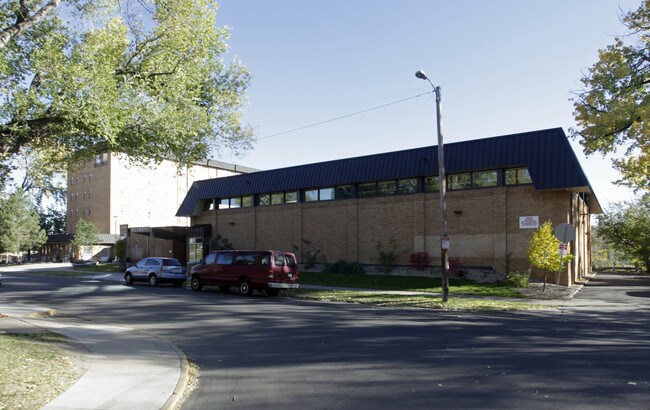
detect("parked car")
(189, 250), (299, 296)
(124, 257), (186, 287)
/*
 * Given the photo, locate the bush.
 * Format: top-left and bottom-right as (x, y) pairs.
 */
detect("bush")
(506, 271), (530, 288)
(409, 252), (430, 270)
(449, 257), (463, 278)
(375, 237), (403, 274)
(323, 260), (365, 275)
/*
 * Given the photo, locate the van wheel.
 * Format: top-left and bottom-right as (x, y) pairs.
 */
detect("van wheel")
(239, 279), (253, 296)
(149, 274), (159, 287)
(219, 286), (229, 293)
(124, 273), (133, 285)
(191, 276), (203, 291)
(266, 288), (279, 297)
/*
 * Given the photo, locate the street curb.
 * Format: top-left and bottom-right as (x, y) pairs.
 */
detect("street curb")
(26, 308), (57, 318)
(161, 334), (192, 410)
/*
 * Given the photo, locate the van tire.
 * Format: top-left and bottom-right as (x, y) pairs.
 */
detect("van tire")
(191, 276), (203, 291)
(219, 286), (229, 293)
(239, 279), (253, 296)
(266, 288), (279, 297)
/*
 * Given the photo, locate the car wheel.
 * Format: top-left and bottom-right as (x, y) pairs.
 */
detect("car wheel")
(148, 274), (159, 287)
(124, 273), (133, 285)
(239, 279), (253, 296)
(190, 276), (203, 291)
(219, 285), (230, 294)
(266, 288), (280, 297)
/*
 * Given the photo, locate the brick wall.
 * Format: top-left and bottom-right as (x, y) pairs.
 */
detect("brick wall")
(194, 185), (591, 284)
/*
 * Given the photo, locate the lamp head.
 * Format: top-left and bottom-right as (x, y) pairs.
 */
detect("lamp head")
(415, 70), (428, 80)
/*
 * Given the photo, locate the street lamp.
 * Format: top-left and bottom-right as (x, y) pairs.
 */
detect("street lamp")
(415, 70), (449, 302)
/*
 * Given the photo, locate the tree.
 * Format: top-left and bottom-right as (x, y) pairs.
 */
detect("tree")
(597, 195), (650, 272)
(527, 221), (573, 290)
(71, 218), (99, 248)
(571, 0), (650, 191)
(39, 206), (66, 234)
(0, 0), (253, 185)
(0, 189), (47, 259)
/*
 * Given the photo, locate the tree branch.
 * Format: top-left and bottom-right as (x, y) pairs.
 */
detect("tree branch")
(0, 0), (61, 49)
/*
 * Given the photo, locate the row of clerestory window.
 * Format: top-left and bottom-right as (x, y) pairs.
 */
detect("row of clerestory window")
(208, 167), (532, 210)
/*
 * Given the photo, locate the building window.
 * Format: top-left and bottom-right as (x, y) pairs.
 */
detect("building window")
(219, 198), (230, 209)
(319, 187), (335, 201)
(230, 197), (241, 208)
(397, 178), (417, 194)
(424, 176), (439, 192)
(258, 194), (271, 206)
(505, 167), (532, 185)
(271, 192), (284, 205)
(377, 180), (396, 195)
(95, 153), (109, 166)
(304, 189), (319, 202)
(358, 182), (377, 197)
(305, 187), (335, 201)
(336, 185), (353, 199)
(448, 173), (471, 190)
(472, 170), (498, 188)
(242, 196), (253, 207)
(285, 191), (298, 203)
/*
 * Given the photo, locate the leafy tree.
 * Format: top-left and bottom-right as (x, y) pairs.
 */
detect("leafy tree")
(0, 0), (253, 185)
(597, 195), (650, 272)
(114, 237), (126, 270)
(571, 0), (650, 191)
(528, 220), (573, 290)
(39, 206), (66, 234)
(0, 189), (47, 257)
(71, 218), (99, 248)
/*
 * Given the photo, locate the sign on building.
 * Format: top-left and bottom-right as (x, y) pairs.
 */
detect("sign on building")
(519, 216), (539, 229)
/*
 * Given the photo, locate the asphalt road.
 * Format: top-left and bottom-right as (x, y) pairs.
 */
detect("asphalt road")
(1, 271), (648, 409)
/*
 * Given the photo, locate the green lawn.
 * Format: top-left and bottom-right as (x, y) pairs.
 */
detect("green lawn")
(298, 271), (524, 298)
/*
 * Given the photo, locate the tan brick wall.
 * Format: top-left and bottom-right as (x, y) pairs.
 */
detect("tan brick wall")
(194, 185), (592, 283)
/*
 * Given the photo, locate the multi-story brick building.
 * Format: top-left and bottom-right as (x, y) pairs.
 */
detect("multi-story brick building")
(177, 128), (601, 285)
(43, 154), (256, 262)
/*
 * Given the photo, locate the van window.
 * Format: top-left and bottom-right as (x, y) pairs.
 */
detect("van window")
(216, 252), (234, 265)
(234, 252), (258, 266)
(285, 254), (296, 267)
(205, 252), (217, 264)
(274, 252), (285, 266)
(261, 255), (270, 265)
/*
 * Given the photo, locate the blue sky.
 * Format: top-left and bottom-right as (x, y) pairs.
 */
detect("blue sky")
(213, 0), (641, 209)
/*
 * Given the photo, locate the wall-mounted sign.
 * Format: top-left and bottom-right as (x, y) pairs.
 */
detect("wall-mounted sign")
(519, 216), (539, 229)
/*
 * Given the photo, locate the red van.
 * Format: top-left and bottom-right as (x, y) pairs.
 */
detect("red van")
(189, 250), (299, 296)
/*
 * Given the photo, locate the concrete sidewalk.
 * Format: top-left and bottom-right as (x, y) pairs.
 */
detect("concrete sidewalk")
(0, 303), (187, 410)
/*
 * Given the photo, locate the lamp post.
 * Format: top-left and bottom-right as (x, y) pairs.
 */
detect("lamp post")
(415, 70), (449, 302)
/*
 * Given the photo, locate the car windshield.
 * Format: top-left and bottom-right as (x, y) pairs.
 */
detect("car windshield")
(163, 259), (182, 266)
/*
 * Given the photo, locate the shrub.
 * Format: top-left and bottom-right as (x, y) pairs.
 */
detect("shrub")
(506, 271), (530, 288)
(449, 257), (463, 278)
(375, 237), (403, 274)
(323, 260), (365, 275)
(409, 252), (430, 270)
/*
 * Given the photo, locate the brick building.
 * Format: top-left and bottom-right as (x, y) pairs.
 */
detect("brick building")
(177, 128), (601, 285)
(42, 154), (256, 262)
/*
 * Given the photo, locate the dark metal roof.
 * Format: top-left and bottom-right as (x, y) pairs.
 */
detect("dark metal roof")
(177, 128), (601, 216)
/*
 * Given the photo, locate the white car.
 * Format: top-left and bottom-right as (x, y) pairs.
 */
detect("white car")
(124, 257), (186, 287)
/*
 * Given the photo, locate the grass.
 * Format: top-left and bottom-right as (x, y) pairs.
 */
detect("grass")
(0, 333), (82, 410)
(287, 289), (549, 311)
(299, 271), (525, 298)
(288, 271), (551, 311)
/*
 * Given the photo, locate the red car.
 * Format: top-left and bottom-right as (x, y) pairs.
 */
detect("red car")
(189, 250), (299, 296)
